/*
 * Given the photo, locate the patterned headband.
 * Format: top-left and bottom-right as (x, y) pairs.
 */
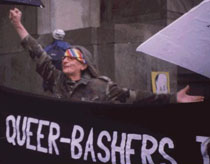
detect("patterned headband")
(64, 48), (86, 64)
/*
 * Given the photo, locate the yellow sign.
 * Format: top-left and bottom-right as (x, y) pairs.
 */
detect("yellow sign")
(151, 72), (170, 94)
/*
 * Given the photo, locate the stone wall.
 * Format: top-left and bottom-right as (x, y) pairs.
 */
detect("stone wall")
(0, 5), (44, 94)
(37, 0), (100, 34)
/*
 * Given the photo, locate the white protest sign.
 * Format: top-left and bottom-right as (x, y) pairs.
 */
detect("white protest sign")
(136, 0), (210, 78)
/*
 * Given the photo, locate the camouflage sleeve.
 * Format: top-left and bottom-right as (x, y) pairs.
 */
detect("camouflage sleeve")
(21, 35), (60, 85)
(103, 76), (177, 104)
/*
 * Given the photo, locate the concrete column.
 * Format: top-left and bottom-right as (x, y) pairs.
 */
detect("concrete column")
(37, 0), (100, 34)
(37, 0), (53, 34)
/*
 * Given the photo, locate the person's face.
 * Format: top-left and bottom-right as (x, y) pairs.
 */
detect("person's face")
(62, 56), (87, 76)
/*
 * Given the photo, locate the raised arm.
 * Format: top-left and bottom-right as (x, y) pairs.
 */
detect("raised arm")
(9, 8), (61, 90)
(9, 8), (28, 40)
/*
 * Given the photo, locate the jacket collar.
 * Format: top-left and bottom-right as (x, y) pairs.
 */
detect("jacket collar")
(65, 73), (91, 86)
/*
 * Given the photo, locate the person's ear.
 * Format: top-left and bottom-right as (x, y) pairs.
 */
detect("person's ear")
(81, 64), (88, 71)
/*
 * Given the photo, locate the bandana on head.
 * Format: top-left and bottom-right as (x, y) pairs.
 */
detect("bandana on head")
(64, 48), (86, 64)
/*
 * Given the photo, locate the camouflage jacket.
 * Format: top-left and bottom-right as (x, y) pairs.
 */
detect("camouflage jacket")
(21, 35), (176, 104)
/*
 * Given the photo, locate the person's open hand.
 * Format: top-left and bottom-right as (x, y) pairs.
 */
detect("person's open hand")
(9, 8), (22, 26)
(177, 85), (204, 103)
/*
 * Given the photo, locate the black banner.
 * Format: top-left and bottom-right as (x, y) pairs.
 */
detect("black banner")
(0, 86), (210, 164)
(0, 0), (44, 7)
